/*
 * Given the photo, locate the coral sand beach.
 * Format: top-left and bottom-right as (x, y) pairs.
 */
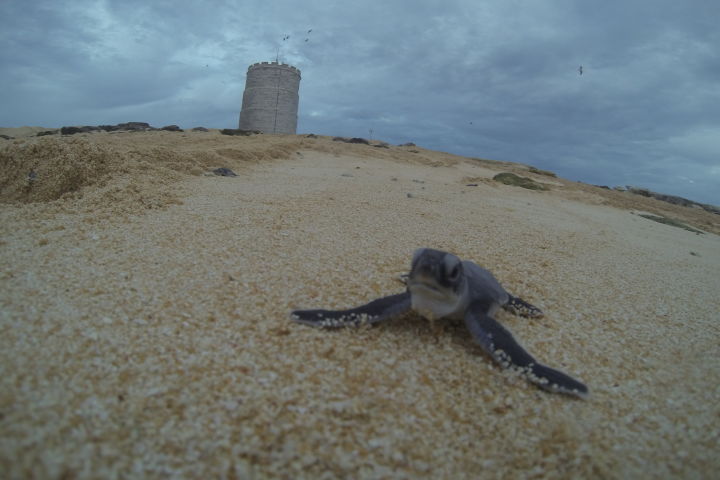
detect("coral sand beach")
(1, 129), (718, 478)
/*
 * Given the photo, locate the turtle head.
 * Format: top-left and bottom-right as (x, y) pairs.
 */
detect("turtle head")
(407, 249), (466, 319)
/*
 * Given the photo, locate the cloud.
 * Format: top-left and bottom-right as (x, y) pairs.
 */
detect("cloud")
(1, 0), (718, 204)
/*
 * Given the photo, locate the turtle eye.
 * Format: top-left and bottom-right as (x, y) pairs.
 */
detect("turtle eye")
(448, 264), (460, 281)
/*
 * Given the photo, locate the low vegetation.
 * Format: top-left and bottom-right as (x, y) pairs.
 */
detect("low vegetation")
(528, 166), (557, 177)
(493, 172), (547, 191)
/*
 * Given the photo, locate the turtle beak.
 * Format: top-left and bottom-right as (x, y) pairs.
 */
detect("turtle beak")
(407, 274), (441, 293)
(409, 253), (435, 279)
(408, 254), (444, 293)
(408, 249), (463, 295)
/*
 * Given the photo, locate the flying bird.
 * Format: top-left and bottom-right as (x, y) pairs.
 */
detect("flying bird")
(578, 65), (583, 75)
(308, 29), (312, 33)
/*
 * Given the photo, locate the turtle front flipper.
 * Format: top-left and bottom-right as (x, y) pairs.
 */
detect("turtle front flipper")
(503, 295), (544, 318)
(291, 291), (411, 328)
(464, 303), (588, 398)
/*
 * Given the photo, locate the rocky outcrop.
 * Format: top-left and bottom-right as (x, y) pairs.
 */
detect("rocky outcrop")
(57, 122), (182, 135)
(626, 186), (719, 215)
(212, 167), (238, 177)
(332, 137), (370, 145)
(113, 122), (153, 131)
(220, 129), (261, 136)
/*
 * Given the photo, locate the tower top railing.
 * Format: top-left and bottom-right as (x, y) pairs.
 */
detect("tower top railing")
(247, 62), (301, 75)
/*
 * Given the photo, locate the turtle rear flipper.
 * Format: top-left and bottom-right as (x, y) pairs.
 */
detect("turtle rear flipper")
(464, 302), (587, 398)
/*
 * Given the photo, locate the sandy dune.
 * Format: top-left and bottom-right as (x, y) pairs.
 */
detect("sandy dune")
(1, 130), (718, 478)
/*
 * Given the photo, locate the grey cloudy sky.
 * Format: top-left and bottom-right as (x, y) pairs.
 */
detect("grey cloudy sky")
(1, 0), (719, 205)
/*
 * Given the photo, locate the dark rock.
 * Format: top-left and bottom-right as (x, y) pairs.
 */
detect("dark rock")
(36, 130), (58, 137)
(626, 186), (719, 215)
(61, 126), (103, 135)
(212, 167), (238, 177)
(305, 133), (318, 138)
(116, 122), (153, 131)
(161, 125), (183, 132)
(399, 142), (416, 147)
(629, 187), (691, 206)
(702, 204), (720, 215)
(627, 186), (652, 198)
(221, 128), (259, 136)
(192, 127), (209, 132)
(0, 134), (13, 140)
(61, 126), (84, 135)
(57, 122), (161, 135)
(332, 136), (370, 144)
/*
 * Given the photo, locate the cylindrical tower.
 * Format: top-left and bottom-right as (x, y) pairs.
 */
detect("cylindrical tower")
(238, 62), (301, 134)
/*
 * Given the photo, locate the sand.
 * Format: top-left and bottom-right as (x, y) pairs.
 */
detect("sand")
(1, 130), (719, 478)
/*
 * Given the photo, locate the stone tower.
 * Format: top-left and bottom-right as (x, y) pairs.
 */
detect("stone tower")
(238, 62), (301, 134)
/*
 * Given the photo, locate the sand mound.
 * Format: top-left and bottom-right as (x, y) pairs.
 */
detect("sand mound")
(0, 126), (56, 138)
(1, 131), (718, 478)
(0, 131), (306, 218)
(1, 137), (119, 203)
